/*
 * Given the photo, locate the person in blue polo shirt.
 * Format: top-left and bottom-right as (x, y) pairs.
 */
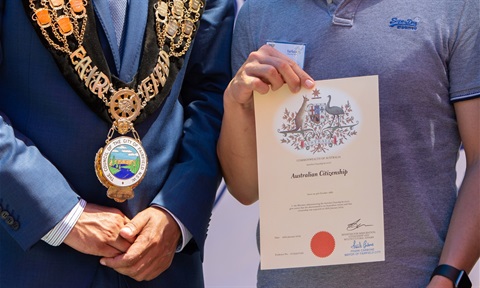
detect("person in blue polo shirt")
(217, 0), (479, 287)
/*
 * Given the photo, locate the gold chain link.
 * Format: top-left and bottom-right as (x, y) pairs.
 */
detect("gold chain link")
(28, 0), (203, 134)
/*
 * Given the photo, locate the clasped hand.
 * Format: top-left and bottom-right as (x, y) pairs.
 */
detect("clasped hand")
(64, 203), (180, 281)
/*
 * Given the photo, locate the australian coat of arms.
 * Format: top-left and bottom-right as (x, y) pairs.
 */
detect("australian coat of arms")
(277, 88), (359, 154)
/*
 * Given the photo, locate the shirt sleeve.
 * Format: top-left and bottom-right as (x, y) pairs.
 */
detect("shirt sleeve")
(42, 199), (87, 246)
(151, 204), (192, 252)
(449, 0), (480, 102)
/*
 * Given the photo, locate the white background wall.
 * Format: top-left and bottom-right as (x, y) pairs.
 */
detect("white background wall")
(203, 150), (479, 287)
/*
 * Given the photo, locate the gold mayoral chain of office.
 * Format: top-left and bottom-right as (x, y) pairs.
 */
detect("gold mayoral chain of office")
(27, 0), (204, 202)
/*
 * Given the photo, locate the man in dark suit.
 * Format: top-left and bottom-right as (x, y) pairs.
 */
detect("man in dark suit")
(0, 0), (234, 286)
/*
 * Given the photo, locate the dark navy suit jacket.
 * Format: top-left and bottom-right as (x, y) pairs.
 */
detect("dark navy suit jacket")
(0, 0), (234, 287)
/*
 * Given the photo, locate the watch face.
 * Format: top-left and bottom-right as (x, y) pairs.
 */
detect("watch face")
(456, 270), (472, 288)
(431, 265), (472, 288)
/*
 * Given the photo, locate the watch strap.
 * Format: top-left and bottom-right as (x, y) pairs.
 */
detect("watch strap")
(430, 264), (472, 288)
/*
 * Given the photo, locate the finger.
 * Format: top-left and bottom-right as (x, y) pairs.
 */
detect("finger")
(101, 208), (177, 281)
(119, 216), (135, 244)
(304, 78), (315, 89)
(249, 45), (314, 92)
(108, 235), (134, 253)
(101, 239), (142, 267)
(289, 63), (315, 90)
(266, 55), (314, 92)
(100, 241), (172, 282)
(91, 244), (125, 258)
(243, 62), (288, 91)
(241, 62), (314, 97)
(235, 67), (277, 95)
(100, 238), (148, 279)
(260, 44), (315, 89)
(118, 208), (152, 245)
(245, 49), (294, 90)
(119, 221), (139, 242)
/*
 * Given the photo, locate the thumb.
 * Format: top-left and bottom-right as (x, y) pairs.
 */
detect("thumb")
(120, 221), (139, 242)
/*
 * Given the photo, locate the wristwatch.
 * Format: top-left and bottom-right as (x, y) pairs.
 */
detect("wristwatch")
(430, 264), (472, 288)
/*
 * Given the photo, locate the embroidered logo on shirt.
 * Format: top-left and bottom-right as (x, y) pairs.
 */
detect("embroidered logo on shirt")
(389, 17), (418, 30)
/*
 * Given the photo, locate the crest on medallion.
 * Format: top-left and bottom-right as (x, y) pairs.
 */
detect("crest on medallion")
(95, 137), (148, 202)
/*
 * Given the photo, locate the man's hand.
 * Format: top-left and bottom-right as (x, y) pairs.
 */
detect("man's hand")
(64, 203), (133, 257)
(217, 44), (315, 204)
(100, 207), (181, 281)
(227, 44), (314, 108)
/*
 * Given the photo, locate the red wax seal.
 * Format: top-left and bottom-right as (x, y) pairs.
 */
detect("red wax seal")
(310, 231), (335, 258)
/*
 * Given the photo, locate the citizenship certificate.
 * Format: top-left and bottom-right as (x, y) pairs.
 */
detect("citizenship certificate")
(254, 75), (384, 270)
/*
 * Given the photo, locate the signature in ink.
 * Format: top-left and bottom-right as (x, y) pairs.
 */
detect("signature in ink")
(351, 240), (375, 249)
(346, 219), (373, 231)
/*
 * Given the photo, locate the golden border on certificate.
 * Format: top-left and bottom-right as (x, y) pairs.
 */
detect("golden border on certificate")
(254, 75), (384, 270)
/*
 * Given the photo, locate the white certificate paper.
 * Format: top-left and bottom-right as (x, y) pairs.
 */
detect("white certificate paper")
(254, 75), (385, 270)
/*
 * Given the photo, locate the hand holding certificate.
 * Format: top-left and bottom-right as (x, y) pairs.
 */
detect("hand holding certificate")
(254, 75), (385, 270)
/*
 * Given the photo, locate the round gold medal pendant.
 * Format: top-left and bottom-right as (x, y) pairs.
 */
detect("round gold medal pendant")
(95, 136), (148, 202)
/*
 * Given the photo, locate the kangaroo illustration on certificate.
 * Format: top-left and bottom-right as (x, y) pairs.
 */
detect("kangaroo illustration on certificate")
(254, 75), (385, 270)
